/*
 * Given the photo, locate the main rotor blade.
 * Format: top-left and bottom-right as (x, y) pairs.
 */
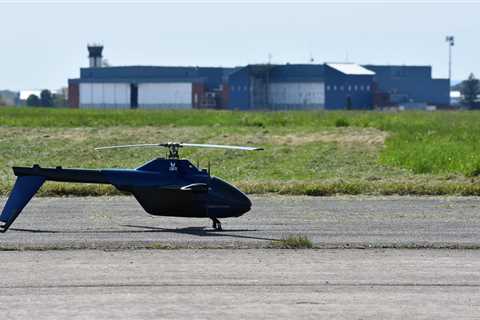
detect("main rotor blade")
(181, 143), (263, 151)
(95, 143), (161, 150)
(95, 142), (263, 151)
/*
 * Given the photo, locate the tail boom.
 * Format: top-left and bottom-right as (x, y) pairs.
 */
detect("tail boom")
(1, 165), (109, 232)
(13, 165), (109, 184)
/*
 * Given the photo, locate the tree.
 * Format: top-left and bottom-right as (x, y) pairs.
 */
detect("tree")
(0, 95), (6, 106)
(40, 89), (53, 107)
(26, 94), (41, 107)
(461, 73), (480, 109)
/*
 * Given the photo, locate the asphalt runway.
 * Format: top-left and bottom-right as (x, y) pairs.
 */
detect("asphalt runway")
(1, 196), (480, 249)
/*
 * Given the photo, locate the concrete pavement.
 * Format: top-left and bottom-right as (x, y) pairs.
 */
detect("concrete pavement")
(1, 249), (479, 319)
(1, 196), (480, 249)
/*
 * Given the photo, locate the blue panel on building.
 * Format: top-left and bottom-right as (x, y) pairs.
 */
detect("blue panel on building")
(269, 64), (325, 82)
(364, 65), (450, 106)
(227, 67), (251, 110)
(324, 64), (374, 110)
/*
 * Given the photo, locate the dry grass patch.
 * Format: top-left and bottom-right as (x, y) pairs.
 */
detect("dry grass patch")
(215, 127), (388, 147)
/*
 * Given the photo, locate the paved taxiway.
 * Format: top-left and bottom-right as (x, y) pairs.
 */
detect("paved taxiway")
(1, 196), (480, 249)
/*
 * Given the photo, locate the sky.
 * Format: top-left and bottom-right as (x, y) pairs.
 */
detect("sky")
(0, 1), (478, 91)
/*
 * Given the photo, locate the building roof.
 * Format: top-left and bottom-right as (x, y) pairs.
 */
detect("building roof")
(326, 63), (375, 75)
(230, 64), (325, 82)
(74, 66), (233, 89)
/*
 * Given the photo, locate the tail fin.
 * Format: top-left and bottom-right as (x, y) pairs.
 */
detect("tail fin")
(0, 176), (45, 232)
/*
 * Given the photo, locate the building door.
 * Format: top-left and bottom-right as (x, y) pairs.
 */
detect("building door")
(130, 84), (138, 109)
(346, 96), (352, 110)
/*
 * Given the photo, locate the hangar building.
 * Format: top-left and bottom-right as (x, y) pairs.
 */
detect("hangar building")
(227, 63), (374, 110)
(68, 45), (449, 110)
(69, 65), (233, 109)
(68, 45), (234, 109)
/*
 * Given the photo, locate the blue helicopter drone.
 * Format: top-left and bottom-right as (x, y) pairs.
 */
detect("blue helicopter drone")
(0, 142), (263, 232)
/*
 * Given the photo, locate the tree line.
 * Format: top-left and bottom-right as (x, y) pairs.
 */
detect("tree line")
(461, 73), (480, 109)
(26, 89), (66, 107)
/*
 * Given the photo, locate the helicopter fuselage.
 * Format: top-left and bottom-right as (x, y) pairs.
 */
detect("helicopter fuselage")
(0, 158), (252, 232)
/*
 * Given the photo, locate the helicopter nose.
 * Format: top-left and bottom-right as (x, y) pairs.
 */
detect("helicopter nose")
(232, 192), (252, 215)
(208, 177), (252, 217)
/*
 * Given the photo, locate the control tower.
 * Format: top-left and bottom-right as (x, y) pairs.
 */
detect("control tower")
(87, 44), (103, 68)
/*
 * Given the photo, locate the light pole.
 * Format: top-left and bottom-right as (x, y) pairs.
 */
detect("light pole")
(445, 36), (454, 81)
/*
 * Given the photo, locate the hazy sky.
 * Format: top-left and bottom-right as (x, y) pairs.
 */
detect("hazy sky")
(0, 1), (478, 90)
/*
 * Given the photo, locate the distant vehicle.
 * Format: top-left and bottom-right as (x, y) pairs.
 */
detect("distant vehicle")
(0, 143), (263, 232)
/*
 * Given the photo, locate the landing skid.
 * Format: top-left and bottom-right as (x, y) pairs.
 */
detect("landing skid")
(211, 217), (222, 231)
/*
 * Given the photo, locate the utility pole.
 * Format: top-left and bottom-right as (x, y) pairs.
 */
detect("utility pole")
(445, 36), (454, 81)
(266, 53), (272, 109)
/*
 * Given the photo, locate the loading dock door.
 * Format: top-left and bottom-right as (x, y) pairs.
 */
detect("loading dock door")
(130, 84), (138, 109)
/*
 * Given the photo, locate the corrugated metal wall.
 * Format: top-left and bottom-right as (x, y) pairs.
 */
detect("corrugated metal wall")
(269, 82), (325, 109)
(79, 83), (130, 108)
(138, 83), (192, 109)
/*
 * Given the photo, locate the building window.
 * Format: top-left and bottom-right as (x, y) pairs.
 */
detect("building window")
(354, 85), (358, 91)
(326, 85), (330, 91)
(231, 86), (235, 92)
(244, 86), (247, 91)
(360, 85), (364, 91)
(340, 86), (344, 91)
(333, 85), (337, 91)
(348, 85), (352, 91)
(366, 85), (370, 91)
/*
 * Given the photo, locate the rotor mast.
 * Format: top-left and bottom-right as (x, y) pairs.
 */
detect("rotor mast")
(164, 143), (182, 159)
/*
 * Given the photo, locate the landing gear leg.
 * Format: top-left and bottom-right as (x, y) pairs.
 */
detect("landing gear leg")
(211, 217), (222, 231)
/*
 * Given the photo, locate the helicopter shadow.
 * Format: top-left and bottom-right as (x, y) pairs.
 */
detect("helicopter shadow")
(10, 225), (279, 242)
(122, 224), (280, 242)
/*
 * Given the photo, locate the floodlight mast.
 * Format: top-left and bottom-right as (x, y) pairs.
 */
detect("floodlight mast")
(445, 35), (455, 81)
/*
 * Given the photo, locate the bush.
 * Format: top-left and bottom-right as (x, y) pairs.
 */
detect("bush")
(334, 118), (350, 127)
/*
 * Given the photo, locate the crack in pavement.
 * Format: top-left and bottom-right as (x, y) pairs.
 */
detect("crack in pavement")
(2, 283), (480, 290)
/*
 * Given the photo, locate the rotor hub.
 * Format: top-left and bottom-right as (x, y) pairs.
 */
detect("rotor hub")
(165, 143), (182, 159)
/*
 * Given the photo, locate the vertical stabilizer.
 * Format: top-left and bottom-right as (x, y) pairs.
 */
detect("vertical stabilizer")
(0, 176), (45, 232)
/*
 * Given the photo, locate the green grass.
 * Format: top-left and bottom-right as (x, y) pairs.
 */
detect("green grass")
(0, 107), (479, 196)
(271, 235), (313, 249)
